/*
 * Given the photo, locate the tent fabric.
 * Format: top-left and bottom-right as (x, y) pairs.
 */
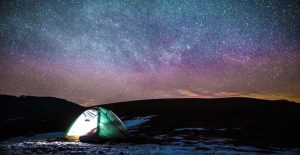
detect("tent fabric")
(98, 107), (128, 139)
(65, 107), (128, 141)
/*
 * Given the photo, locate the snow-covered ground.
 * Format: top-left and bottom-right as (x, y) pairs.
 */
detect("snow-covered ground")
(1, 133), (299, 154)
(1, 116), (300, 154)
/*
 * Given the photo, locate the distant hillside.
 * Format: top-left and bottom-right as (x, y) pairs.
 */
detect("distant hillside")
(1, 96), (300, 147)
(99, 98), (300, 148)
(0, 95), (84, 140)
(100, 97), (299, 117)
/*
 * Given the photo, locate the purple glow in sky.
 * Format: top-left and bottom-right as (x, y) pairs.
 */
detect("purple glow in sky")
(0, 0), (299, 106)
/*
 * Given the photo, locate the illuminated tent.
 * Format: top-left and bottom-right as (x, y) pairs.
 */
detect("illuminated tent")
(65, 107), (128, 142)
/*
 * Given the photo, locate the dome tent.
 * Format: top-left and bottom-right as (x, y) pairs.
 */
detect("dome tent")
(65, 107), (128, 142)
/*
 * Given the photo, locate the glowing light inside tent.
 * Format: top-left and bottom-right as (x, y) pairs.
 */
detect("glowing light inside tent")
(65, 109), (98, 139)
(65, 107), (128, 141)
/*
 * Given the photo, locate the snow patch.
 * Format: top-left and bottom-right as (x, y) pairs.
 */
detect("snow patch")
(216, 128), (227, 131)
(174, 128), (207, 131)
(123, 115), (156, 129)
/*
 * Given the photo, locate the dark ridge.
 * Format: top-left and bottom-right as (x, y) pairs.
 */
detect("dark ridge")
(95, 98), (300, 148)
(0, 94), (85, 140)
(1, 95), (300, 148)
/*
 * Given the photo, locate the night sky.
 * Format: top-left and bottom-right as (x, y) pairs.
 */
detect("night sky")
(1, 0), (299, 106)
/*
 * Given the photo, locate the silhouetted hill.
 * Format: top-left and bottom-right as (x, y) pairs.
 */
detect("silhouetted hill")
(1, 96), (300, 148)
(0, 95), (84, 140)
(97, 98), (300, 148)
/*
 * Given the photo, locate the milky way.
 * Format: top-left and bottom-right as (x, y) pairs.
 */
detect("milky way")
(1, 0), (299, 105)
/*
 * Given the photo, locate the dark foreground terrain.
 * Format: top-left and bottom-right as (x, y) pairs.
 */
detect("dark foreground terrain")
(1, 95), (300, 154)
(101, 98), (300, 148)
(0, 95), (84, 140)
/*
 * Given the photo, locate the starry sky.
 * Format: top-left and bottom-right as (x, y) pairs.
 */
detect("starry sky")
(0, 0), (299, 106)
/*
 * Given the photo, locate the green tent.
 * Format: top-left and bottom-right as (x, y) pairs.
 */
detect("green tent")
(65, 107), (128, 142)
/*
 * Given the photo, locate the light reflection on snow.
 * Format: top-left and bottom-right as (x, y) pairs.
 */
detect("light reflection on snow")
(4, 132), (64, 143)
